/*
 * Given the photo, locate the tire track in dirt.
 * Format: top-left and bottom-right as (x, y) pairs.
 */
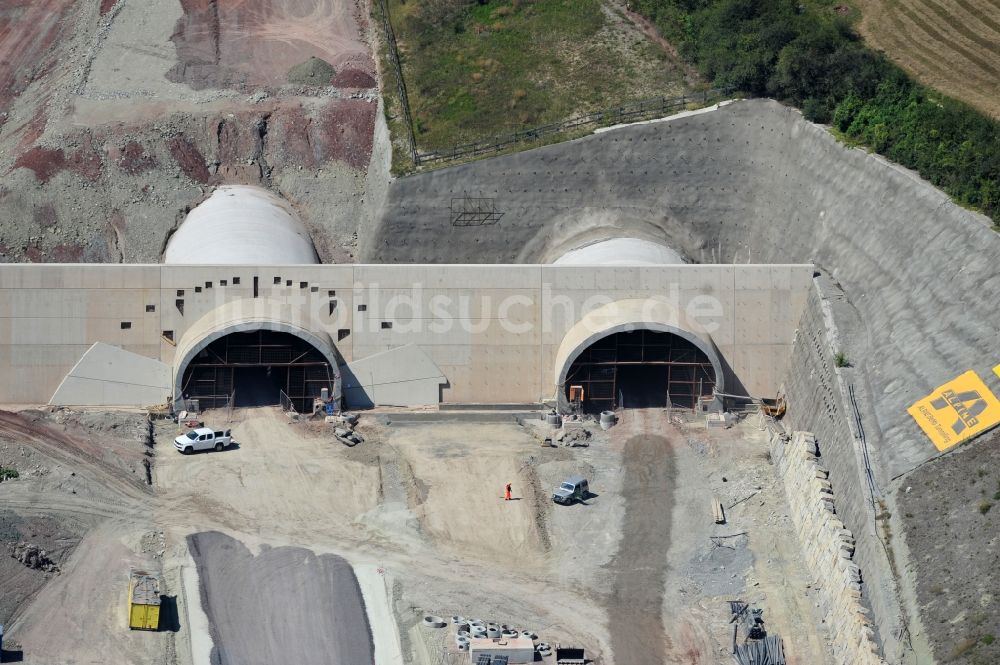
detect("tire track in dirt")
(602, 409), (676, 665)
(0, 410), (152, 505)
(857, 0), (1000, 116)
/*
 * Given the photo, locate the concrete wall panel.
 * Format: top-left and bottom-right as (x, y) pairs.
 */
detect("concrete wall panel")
(342, 344), (446, 408)
(50, 342), (171, 407)
(0, 264), (810, 407)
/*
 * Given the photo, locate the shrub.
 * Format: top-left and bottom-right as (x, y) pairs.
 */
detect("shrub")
(632, 0), (1000, 222)
(979, 500), (993, 514)
(0, 466), (18, 481)
(834, 351), (849, 368)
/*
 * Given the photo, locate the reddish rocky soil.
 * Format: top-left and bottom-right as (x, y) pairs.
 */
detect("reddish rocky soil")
(168, 0), (375, 90)
(0, 0), (74, 125)
(332, 68), (377, 89)
(0, 0), (383, 264)
(14, 135), (104, 185)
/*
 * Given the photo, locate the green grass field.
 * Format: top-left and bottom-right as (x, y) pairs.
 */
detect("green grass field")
(388, 0), (695, 150)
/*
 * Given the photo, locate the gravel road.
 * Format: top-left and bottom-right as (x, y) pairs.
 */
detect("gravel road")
(187, 531), (373, 665)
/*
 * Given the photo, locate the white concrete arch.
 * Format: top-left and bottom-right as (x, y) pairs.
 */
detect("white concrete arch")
(172, 298), (341, 405)
(553, 298), (724, 410)
(552, 238), (684, 265)
(164, 185), (319, 265)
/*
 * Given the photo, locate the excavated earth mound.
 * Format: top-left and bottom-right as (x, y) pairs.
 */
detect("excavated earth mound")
(287, 57), (337, 85)
(0, 0), (386, 264)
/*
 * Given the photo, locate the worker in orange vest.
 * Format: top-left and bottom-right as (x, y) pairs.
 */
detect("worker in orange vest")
(504, 482), (512, 501)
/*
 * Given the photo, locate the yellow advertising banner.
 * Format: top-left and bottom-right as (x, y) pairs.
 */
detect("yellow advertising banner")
(908, 370), (1000, 451)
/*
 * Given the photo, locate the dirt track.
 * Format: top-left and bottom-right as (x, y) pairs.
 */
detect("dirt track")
(188, 531), (373, 665)
(604, 410), (676, 664)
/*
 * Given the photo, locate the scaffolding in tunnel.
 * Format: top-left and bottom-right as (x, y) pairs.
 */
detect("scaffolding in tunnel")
(565, 330), (716, 413)
(179, 330), (333, 413)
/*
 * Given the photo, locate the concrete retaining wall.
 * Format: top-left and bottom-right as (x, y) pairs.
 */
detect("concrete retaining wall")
(772, 430), (887, 665)
(782, 282), (903, 660)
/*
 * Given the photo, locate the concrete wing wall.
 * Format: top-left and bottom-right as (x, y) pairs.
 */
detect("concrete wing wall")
(342, 344), (446, 408)
(0, 265), (163, 405)
(50, 342), (171, 407)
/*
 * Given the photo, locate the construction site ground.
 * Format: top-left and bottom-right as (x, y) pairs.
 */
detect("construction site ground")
(0, 405), (835, 664)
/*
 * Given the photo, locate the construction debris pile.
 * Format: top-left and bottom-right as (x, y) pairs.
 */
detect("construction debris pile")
(551, 427), (590, 447)
(9, 542), (59, 573)
(423, 613), (572, 662)
(729, 601), (784, 665)
(330, 412), (363, 446)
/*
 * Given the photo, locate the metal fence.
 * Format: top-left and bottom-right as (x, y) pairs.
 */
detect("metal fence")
(374, 0), (418, 163)
(279, 389), (297, 415)
(415, 88), (733, 166)
(174, 397), (199, 414)
(375, 0), (734, 168)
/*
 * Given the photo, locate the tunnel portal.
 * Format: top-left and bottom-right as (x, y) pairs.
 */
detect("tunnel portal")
(179, 330), (335, 413)
(564, 329), (717, 412)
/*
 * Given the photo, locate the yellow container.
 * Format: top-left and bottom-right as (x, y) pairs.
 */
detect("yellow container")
(128, 571), (161, 631)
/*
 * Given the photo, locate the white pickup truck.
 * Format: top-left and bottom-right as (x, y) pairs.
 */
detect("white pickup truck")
(174, 427), (232, 454)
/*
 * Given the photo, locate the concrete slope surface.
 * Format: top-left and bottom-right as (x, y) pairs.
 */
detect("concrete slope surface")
(187, 530), (374, 665)
(368, 99), (1000, 480)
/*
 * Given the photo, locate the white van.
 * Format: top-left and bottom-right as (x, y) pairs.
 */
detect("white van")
(174, 427), (232, 454)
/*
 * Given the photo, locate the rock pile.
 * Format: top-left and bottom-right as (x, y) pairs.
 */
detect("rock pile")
(331, 412), (363, 446)
(553, 427), (591, 447)
(10, 541), (60, 573)
(287, 57), (336, 85)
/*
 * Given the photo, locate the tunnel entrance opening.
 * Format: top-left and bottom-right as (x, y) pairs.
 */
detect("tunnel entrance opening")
(179, 330), (334, 413)
(564, 330), (716, 413)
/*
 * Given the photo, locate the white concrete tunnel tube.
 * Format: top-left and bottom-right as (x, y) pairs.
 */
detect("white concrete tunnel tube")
(164, 185), (319, 265)
(552, 237), (684, 265)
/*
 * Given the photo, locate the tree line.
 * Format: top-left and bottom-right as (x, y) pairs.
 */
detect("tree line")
(631, 0), (999, 222)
